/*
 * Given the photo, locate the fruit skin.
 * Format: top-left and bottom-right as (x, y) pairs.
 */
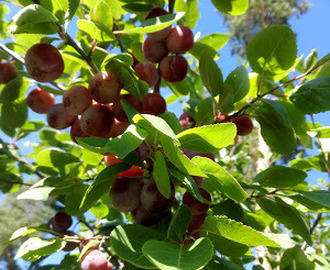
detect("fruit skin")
(80, 250), (108, 270)
(230, 115), (253, 136)
(27, 88), (55, 114)
(110, 178), (142, 212)
(183, 188), (211, 215)
(140, 180), (175, 213)
(62, 231), (79, 252)
(144, 8), (172, 40)
(47, 103), (77, 130)
(0, 62), (17, 84)
(142, 93), (166, 116)
(108, 117), (130, 138)
(143, 38), (168, 63)
(134, 62), (159, 87)
(70, 117), (89, 143)
(25, 43), (64, 82)
(89, 71), (122, 104)
(63, 85), (92, 115)
(160, 55), (188, 83)
(179, 111), (195, 129)
(187, 214), (207, 235)
(47, 213), (73, 233)
(166, 25), (194, 54)
(80, 105), (114, 138)
(131, 205), (165, 226)
(181, 148), (215, 161)
(112, 94), (143, 122)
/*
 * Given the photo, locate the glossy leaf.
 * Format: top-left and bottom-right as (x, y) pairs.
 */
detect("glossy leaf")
(153, 150), (171, 199)
(246, 26), (297, 77)
(211, 0), (249, 15)
(199, 49), (223, 97)
(290, 77), (330, 114)
(194, 97), (217, 126)
(255, 99), (296, 155)
(202, 216), (294, 248)
(254, 165), (307, 188)
(142, 238), (213, 270)
(177, 123), (236, 152)
(110, 224), (163, 269)
(167, 205), (191, 242)
(224, 65), (250, 103)
(192, 156), (249, 202)
(34, 149), (80, 168)
(257, 197), (312, 245)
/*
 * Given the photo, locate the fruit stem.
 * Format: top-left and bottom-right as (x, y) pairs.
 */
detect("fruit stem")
(169, 0), (175, 14)
(55, 23), (99, 74)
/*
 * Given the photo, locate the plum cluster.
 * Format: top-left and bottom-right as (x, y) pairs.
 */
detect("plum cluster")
(0, 58), (17, 84)
(140, 8), (194, 83)
(23, 43), (168, 144)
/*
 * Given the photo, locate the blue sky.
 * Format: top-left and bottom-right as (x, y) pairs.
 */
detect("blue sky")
(1, 0), (330, 268)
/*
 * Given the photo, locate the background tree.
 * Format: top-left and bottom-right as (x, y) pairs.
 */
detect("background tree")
(220, 0), (311, 58)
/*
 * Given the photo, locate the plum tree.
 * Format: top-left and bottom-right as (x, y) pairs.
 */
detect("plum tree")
(25, 43), (64, 82)
(166, 25), (194, 54)
(26, 87), (55, 113)
(63, 85), (92, 115)
(142, 93), (167, 115)
(0, 62), (17, 83)
(159, 55), (188, 82)
(47, 103), (77, 129)
(89, 71), (122, 104)
(80, 105), (114, 137)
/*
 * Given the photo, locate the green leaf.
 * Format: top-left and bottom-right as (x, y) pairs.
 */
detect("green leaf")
(81, 148), (104, 166)
(218, 84), (235, 114)
(160, 112), (182, 135)
(192, 157), (248, 202)
(254, 165), (307, 189)
(194, 97), (217, 126)
(199, 49), (223, 97)
(134, 114), (179, 143)
(77, 20), (115, 42)
(15, 237), (65, 261)
(161, 136), (206, 177)
(153, 150), (171, 199)
(197, 33), (230, 51)
(17, 187), (55, 201)
(39, 0), (68, 24)
(4, 227), (37, 245)
(168, 168), (207, 203)
(167, 205), (191, 242)
(79, 163), (130, 212)
(312, 127), (330, 138)
(205, 258), (241, 270)
(280, 246), (314, 270)
(202, 216), (294, 248)
(65, 184), (89, 216)
(255, 99), (296, 155)
(306, 54), (330, 80)
(257, 197), (312, 245)
(76, 137), (109, 153)
(0, 99), (27, 130)
(34, 149), (80, 168)
(224, 65), (250, 103)
(115, 12), (185, 35)
(290, 77), (330, 114)
(104, 125), (147, 159)
(166, 78), (191, 97)
(110, 224), (163, 269)
(246, 26), (297, 77)
(142, 238), (213, 270)
(13, 4), (58, 26)
(177, 123), (236, 152)
(122, 3), (153, 14)
(0, 77), (29, 102)
(182, 0), (200, 29)
(211, 0), (249, 15)
(91, 0), (114, 31)
(294, 190), (330, 209)
(9, 22), (58, 34)
(105, 56), (147, 100)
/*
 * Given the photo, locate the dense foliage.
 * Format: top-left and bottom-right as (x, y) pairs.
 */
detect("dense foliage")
(0, 0), (329, 269)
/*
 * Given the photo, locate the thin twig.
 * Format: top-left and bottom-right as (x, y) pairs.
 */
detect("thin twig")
(153, 66), (162, 94)
(221, 58), (330, 122)
(113, 23), (126, 53)
(55, 23), (99, 74)
(169, 0), (175, 14)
